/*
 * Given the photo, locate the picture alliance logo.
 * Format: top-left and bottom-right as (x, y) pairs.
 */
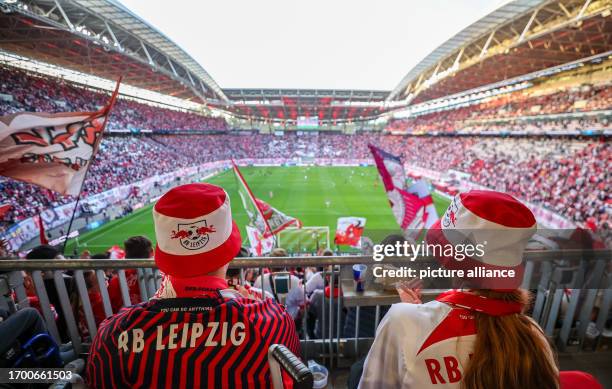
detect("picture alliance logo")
(170, 220), (216, 250)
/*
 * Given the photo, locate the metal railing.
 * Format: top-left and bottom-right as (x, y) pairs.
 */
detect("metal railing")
(0, 249), (609, 366)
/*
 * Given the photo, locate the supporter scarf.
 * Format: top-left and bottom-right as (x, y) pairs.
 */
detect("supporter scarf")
(436, 290), (523, 316)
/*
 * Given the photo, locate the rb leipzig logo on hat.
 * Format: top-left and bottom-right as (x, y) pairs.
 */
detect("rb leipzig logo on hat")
(170, 220), (216, 251)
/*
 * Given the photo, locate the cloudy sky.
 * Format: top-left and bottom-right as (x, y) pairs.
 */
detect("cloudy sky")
(118, 0), (509, 90)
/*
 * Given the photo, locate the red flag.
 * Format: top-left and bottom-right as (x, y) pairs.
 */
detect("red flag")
(245, 226), (275, 256)
(232, 161), (301, 238)
(334, 217), (366, 247)
(107, 245), (126, 259)
(0, 79), (120, 196)
(406, 179), (438, 229)
(0, 203), (11, 219)
(369, 145), (439, 236)
(368, 144), (406, 191)
(34, 214), (48, 245)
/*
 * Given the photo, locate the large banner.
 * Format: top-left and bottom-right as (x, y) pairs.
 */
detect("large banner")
(232, 161), (301, 238)
(245, 225), (275, 256)
(334, 217), (366, 248)
(0, 83), (118, 196)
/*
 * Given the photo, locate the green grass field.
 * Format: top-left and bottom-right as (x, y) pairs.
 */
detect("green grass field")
(66, 166), (450, 254)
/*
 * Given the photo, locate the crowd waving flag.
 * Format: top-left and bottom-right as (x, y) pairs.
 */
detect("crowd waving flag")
(407, 179), (438, 228)
(368, 144), (406, 191)
(369, 144), (438, 237)
(232, 161), (301, 239)
(0, 80), (120, 196)
(334, 216), (366, 248)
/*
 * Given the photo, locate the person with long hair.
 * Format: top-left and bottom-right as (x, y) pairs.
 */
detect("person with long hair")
(358, 190), (562, 389)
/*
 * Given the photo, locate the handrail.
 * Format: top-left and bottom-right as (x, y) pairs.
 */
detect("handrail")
(0, 248), (608, 360)
(0, 248), (609, 271)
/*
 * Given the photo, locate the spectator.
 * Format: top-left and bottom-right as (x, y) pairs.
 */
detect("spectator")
(305, 248), (333, 293)
(107, 236), (151, 312)
(357, 191), (559, 389)
(86, 183), (300, 388)
(253, 248), (306, 321)
(0, 307), (63, 368)
(306, 268), (344, 340)
(73, 268), (107, 340)
(25, 245), (73, 343)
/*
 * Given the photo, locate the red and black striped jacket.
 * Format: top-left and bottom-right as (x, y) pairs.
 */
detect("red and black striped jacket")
(86, 288), (300, 389)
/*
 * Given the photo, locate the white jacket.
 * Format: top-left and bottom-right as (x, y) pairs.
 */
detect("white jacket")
(358, 290), (538, 389)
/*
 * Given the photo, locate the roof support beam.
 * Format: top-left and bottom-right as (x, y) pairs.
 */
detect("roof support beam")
(139, 40), (154, 66)
(186, 71), (196, 86)
(558, 3), (572, 17)
(510, 26), (520, 39)
(104, 21), (120, 50)
(166, 57), (178, 77)
(413, 73), (425, 92)
(453, 46), (465, 69)
(518, 8), (539, 43)
(576, 0), (592, 20)
(480, 30), (496, 58)
(44, 5), (58, 17)
(431, 61), (442, 78)
(53, 0), (73, 30)
(199, 80), (208, 95)
(403, 82), (413, 97)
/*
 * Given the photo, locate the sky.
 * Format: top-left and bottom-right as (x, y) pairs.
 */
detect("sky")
(118, 0), (509, 91)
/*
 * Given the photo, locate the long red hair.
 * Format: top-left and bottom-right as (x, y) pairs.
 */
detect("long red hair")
(461, 289), (559, 389)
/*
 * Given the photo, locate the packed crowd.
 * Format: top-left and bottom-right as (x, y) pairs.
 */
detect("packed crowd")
(458, 138), (610, 232)
(386, 83), (612, 134)
(458, 117), (608, 135)
(0, 66), (227, 131)
(1, 68), (610, 238)
(2, 132), (609, 237)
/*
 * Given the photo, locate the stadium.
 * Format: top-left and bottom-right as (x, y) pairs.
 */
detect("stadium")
(0, 0), (610, 388)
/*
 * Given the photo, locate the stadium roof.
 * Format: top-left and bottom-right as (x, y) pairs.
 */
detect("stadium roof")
(1, 0), (610, 123)
(215, 89), (391, 123)
(388, 0), (612, 104)
(0, 0), (228, 103)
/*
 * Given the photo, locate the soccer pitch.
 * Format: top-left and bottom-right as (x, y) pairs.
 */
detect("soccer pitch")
(66, 166), (450, 255)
